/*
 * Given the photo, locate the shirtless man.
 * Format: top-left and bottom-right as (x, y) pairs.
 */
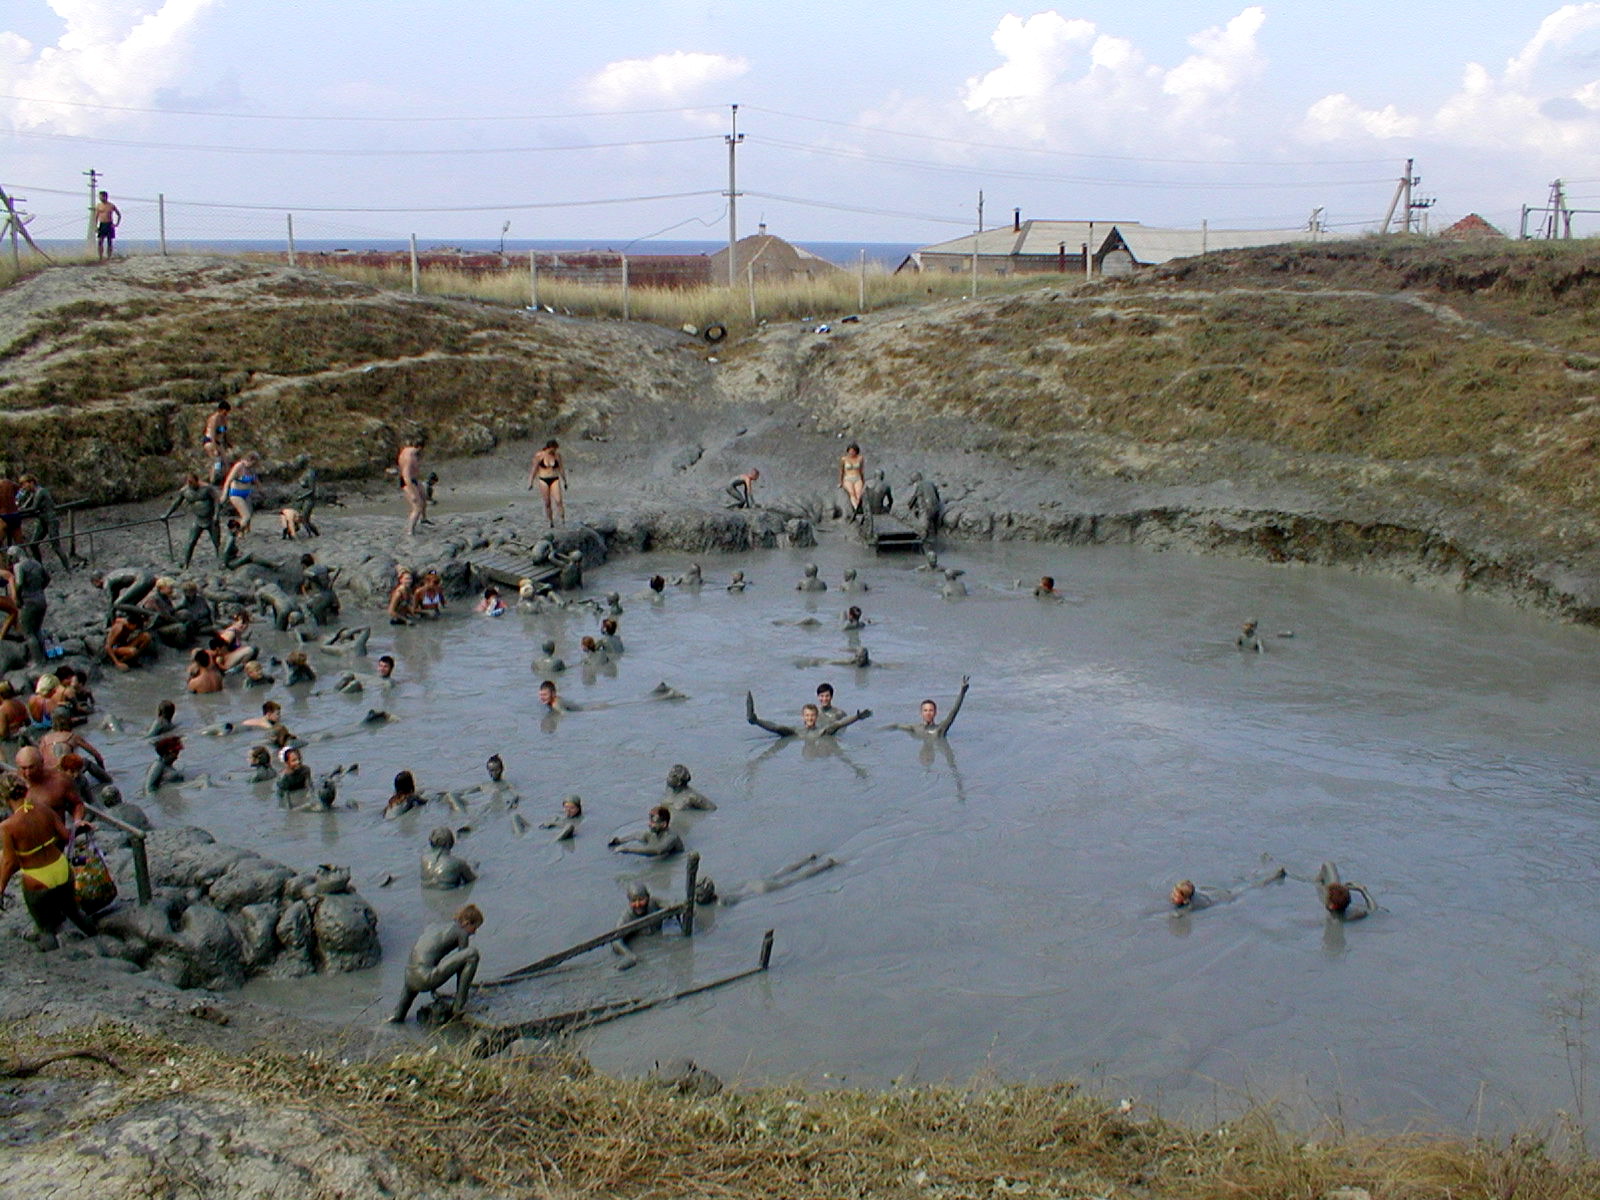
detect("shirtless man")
(92, 566), (156, 627)
(609, 805), (684, 857)
(663, 763), (716, 811)
(840, 568), (869, 593)
(10, 547), (49, 666)
(613, 883), (674, 970)
(890, 675), (970, 739)
(94, 191), (120, 259)
(795, 563), (827, 592)
(40, 708), (109, 783)
(537, 679), (579, 713)
(164, 473), (222, 568)
(746, 692), (870, 739)
(104, 610), (153, 670)
(532, 640), (566, 674)
(391, 904), (483, 1023)
(905, 472), (942, 542)
(1034, 576), (1060, 600)
(398, 434), (427, 536)
(726, 468), (759, 509)
(15, 746), (84, 829)
(420, 827), (478, 889)
(815, 683), (845, 722)
(145, 736), (186, 794)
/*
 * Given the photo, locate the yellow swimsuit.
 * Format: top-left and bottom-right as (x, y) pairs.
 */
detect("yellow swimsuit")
(14, 804), (70, 888)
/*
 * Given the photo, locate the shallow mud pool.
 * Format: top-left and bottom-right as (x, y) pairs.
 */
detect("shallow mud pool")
(90, 535), (1600, 1133)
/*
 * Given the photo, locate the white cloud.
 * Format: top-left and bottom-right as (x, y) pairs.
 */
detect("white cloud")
(4, 0), (222, 134)
(1300, 3), (1600, 156)
(958, 7), (1267, 148)
(578, 50), (749, 111)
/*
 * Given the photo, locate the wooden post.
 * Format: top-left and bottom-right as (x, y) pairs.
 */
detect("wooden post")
(759, 928), (775, 969)
(682, 852), (700, 937)
(858, 248), (866, 309)
(286, 214), (297, 266)
(529, 250), (538, 309)
(158, 194), (167, 256)
(409, 234), (419, 295)
(621, 254), (630, 320)
(746, 261), (756, 321)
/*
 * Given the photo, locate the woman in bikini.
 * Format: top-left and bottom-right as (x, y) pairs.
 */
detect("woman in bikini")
(202, 400), (232, 483)
(528, 440), (567, 527)
(413, 570), (446, 618)
(0, 773), (97, 950)
(221, 452), (260, 532)
(838, 442), (866, 516)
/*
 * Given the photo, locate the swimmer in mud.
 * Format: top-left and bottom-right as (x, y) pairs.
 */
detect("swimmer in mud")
(384, 770), (426, 819)
(609, 805), (684, 857)
(1237, 619), (1264, 653)
(241, 660), (275, 688)
(237, 745), (275, 783)
(698, 854), (839, 907)
(613, 883), (676, 970)
(663, 763), (716, 811)
(914, 549), (940, 572)
(794, 646), (871, 669)
(312, 626), (371, 657)
(815, 683), (845, 722)
(726, 570), (748, 593)
(274, 747), (311, 800)
(420, 827), (478, 889)
(746, 692), (871, 739)
(537, 679), (580, 714)
(285, 651), (317, 686)
(1317, 862), (1373, 921)
(673, 563), (703, 587)
(598, 618), (624, 656)
(1168, 867), (1287, 915)
(145, 699), (177, 741)
(725, 468), (759, 509)
(453, 755), (521, 809)
(840, 568), (869, 593)
(540, 794), (583, 841)
(390, 903), (482, 1023)
(939, 568), (967, 599)
(144, 736), (186, 794)
(532, 640), (566, 674)
(1034, 576), (1061, 600)
(795, 563), (827, 592)
(648, 681), (689, 701)
(889, 675), (970, 739)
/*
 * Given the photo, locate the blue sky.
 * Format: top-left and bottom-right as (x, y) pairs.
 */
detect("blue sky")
(4, 2), (1599, 246)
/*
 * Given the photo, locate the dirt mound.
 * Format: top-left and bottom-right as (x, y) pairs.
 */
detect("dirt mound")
(0, 256), (709, 503)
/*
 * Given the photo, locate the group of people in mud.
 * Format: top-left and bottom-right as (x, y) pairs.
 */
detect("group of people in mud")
(0, 419), (1374, 1029)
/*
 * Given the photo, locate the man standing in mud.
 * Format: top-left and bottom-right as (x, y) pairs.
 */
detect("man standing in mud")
(398, 433), (427, 536)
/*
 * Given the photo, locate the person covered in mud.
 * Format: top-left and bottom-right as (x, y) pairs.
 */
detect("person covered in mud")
(145, 699), (177, 741)
(840, 568), (869, 593)
(391, 903), (483, 1023)
(286, 460), (322, 537)
(746, 692), (870, 739)
(165, 473), (222, 569)
(540, 794), (583, 841)
(537, 679), (579, 714)
(795, 563), (827, 593)
(889, 675), (970, 739)
(532, 639), (566, 674)
(241, 660), (276, 689)
(598, 617), (624, 656)
(9, 547), (48, 666)
(0, 772), (98, 952)
(795, 646), (871, 669)
(144, 735), (186, 794)
(814, 683), (846, 722)
(726, 468), (759, 509)
(612, 882), (676, 970)
(284, 651), (317, 686)
(1237, 619), (1264, 653)
(17, 474), (71, 572)
(608, 805), (684, 857)
(698, 853), (839, 907)
(1168, 867), (1287, 916)
(863, 468), (893, 518)
(841, 606), (869, 631)
(938, 568), (967, 599)
(1317, 862), (1373, 921)
(238, 745), (275, 783)
(905, 472), (942, 542)
(673, 562), (703, 588)
(726, 569), (749, 593)
(384, 769), (426, 819)
(274, 746), (311, 800)
(1034, 576), (1061, 600)
(92, 566), (156, 627)
(420, 827), (478, 889)
(663, 763), (716, 811)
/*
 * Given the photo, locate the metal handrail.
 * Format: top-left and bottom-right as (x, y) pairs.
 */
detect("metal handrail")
(2, 502), (175, 566)
(81, 802), (153, 905)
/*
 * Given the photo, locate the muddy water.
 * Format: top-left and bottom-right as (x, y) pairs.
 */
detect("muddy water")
(92, 537), (1600, 1133)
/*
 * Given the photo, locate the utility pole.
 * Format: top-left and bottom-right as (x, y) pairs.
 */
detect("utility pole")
(971, 190), (983, 297)
(725, 104), (743, 289)
(1380, 159), (1431, 233)
(1542, 179), (1569, 239)
(83, 167), (99, 248)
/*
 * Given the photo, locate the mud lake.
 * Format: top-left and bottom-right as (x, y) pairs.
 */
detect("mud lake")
(88, 535), (1600, 1134)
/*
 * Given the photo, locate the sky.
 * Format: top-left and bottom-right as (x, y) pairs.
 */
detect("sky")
(4, 1), (1600, 247)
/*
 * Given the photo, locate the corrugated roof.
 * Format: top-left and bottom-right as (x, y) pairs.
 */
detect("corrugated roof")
(919, 220), (1140, 257)
(1111, 226), (1319, 264)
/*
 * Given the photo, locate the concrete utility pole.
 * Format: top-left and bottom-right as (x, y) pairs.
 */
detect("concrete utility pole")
(1542, 179), (1570, 239)
(725, 104), (743, 288)
(83, 167), (99, 248)
(971, 190), (983, 296)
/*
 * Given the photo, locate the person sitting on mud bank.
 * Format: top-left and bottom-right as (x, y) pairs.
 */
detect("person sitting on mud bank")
(726, 468), (759, 509)
(608, 805), (684, 857)
(391, 903), (482, 1023)
(746, 692), (870, 739)
(104, 610), (153, 671)
(413, 570), (446, 619)
(889, 675), (970, 739)
(92, 567), (156, 627)
(389, 569), (416, 625)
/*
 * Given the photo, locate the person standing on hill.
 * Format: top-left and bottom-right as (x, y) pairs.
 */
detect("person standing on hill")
(528, 439), (567, 527)
(94, 191), (121, 260)
(399, 434), (428, 536)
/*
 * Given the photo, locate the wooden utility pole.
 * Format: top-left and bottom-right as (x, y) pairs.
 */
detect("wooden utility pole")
(725, 104), (743, 288)
(971, 190), (983, 297)
(83, 168), (99, 248)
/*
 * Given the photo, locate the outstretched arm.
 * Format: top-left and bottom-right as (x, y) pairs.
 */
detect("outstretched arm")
(821, 708), (873, 736)
(745, 691), (795, 737)
(935, 676), (970, 737)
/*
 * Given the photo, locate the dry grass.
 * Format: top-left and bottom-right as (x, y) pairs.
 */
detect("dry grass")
(312, 259), (1043, 336)
(15, 1022), (1600, 1199)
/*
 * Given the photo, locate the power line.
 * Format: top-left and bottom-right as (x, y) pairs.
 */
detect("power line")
(743, 191), (974, 226)
(7, 128), (722, 157)
(757, 135), (1392, 191)
(9, 183), (725, 214)
(744, 104), (1397, 168)
(0, 93), (723, 123)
